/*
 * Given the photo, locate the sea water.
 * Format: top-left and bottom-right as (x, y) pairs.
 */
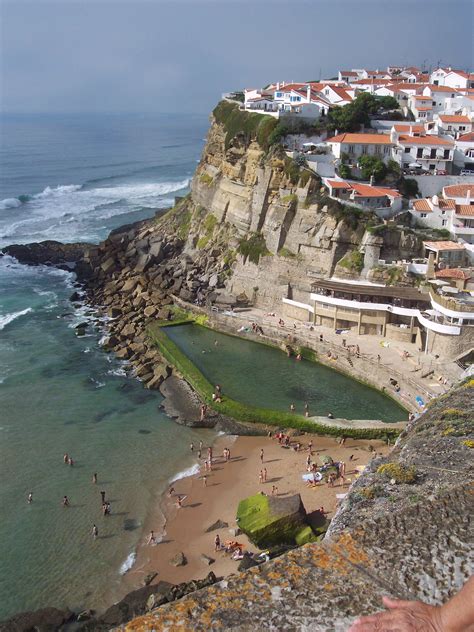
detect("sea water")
(0, 113), (213, 619)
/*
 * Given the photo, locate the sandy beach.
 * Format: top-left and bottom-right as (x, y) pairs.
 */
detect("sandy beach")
(120, 431), (390, 595)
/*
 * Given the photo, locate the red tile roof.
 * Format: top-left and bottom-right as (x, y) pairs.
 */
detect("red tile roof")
(327, 179), (350, 189)
(326, 133), (393, 145)
(426, 84), (458, 92)
(444, 184), (474, 197)
(457, 132), (474, 142)
(455, 205), (474, 217)
(435, 268), (472, 280)
(393, 124), (425, 133)
(326, 180), (400, 198)
(398, 134), (453, 146)
(413, 199), (432, 212)
(439, 115), (471, 123)
(413, 198), (455, 212)
(424, 240), (465, 251)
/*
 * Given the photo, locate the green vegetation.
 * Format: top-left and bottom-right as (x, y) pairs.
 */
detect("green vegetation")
(299, 170), (313, 188)
(267, 118), (325, 147)
(147, 323), (401, 440)
(284, 157), (302, 185)
(327, 93), (399, 133)
(399, 177), (420, 198)
(213, 101), (278, 150)
(294, 525), (319, 546)
(278, 247), (296, 258)
(199, 173), (214, 186)
(197, 235), (210, 249)
(432, 228), (451, 240)
(177, 210), (192, 239)
(281, 194), (298, 205)
(387, 159), (401, 177)
(338, 164), (352, 179)
(237, 232), (271, 265)
(384, 266), (403, 285)
(338, 249), (364, 273)
(357, 484), (385, 500)
(358, 155), (387, 182)
(203, 213), (218, 233)
(377, 462), (417, 484)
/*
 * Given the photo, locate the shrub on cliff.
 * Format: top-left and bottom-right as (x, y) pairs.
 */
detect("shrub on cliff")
(377, 462), (417, 484)
(212, 101), (278, 150)
(238, 233), (270, 264)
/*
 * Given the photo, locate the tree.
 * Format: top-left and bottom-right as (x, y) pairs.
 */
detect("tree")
(338, 164), (352, 179)
(327, 93), (400, 134)
(358, 155), (387, 182)
(375, 96), (400, 111)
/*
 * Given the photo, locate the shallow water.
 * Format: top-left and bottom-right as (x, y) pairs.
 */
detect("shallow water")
(164, 324), (406, 422)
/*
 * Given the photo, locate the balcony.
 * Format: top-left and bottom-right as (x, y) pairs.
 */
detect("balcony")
(429, 288), (474, 317)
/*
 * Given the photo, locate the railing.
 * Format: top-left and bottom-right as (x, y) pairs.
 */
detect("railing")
(429, 288), (474, 316)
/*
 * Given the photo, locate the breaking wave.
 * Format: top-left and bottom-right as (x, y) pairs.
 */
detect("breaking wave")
(0, 307), (33, 331)
(169, 463), (200, 483)
(119, 551), (136, 575)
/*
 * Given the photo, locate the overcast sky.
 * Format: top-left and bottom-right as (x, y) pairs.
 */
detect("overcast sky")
(1, 0), (472, 114)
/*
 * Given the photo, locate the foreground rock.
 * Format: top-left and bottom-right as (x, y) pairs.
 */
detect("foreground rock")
(236, 493), (315, 548)
(0, 606), (73, 632)
(2, 240), (92, 267)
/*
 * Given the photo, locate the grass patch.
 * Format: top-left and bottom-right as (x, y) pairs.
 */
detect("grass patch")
(278, 247), (296, 259)
(377, 462), (417, 484)
(199, 173), (213, 186)
(197, 235), (210, 249)
(213, 101), (278, 150)
(281, 194), (298, 205)
(338, 250), (364, 273)
(147, 323), (401, 440)
(238, 232), (271, 265)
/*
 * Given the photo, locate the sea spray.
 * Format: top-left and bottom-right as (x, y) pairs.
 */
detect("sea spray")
(169, 463), (200, 483)
(119, 552), (137, 575)
(0, 307), (32, 331)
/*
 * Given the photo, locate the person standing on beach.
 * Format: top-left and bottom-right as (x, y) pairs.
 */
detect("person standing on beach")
(202, 475), (207, 487)
(68, 457), (74, 466)
(214, 534), (221, 551)
(92, 524), (98, 540)
(62, 495), (70, 507)
(63, 453), (69, 464)
(263, 468), (267, 482)
(260, 448), (264, 463)
(259, 470), (264, 484)
(92, 473), (97, 484)
(100, 491), (106, 504)
(199, 440), (203, 451)
(147, 530), (156, 545)
(176, 495), (183, 508)
(197, 449), (202, 460)
(190, 442), (194, 452)
(27, 492), (33, 504)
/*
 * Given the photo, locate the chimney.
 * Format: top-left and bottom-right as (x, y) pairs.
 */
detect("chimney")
(306, 85), (311, 102)
(409, 125), (414, 137)
(369, 175), (375, 186)
(467, 190), (471, 205)
(426, 251), (436, 279)
(390, 127), (399, 143)
(277, 82), (280, 90)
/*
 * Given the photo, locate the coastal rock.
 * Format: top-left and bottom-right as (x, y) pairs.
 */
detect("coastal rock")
(228, 527), (242, 537)
(115, 347), (132, 360)
(108, 306), (122, 318)
(96, 581), (173, 628)
(144, 305), (158, 318)
(1, 240), (92, 266)
(205, 519), (229, 532)
(76, 609), (94, 622)
(169, 551), (187, 567)
(0, 606), (74, 631)
(143, 571), (158, 586)
(237, 555), (259, 572)
(236, 493), (308, 548)
(146, 593), (167, 612)
(200, 554), (215, 566)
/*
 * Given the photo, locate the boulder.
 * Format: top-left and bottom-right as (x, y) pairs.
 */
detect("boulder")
(144, 305), (157, 318)
(205, 519), (229, 532)
(122, 278), (140, 293)
(108, 306), (122, 319)
(98, 581), (173, 627)
(101, 257), (116, 274)
(143, 571), (158, 586)
(200, 554), (215, 566)
(116, 347), (132, 360)
(0, 606), (74, 631)
(146, 592), (168, 612)
(236, 493), (308, 548)
(169, 551), (187, 567)
(237, 556), (259, 572)
(228, 527), (242, 537)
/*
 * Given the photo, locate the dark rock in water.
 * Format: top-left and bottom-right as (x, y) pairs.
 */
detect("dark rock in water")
(169, 551), (187, 567)
(0, 606), (74, 631)
(1, 240), (92, 266)
(75, 322), (89, 330)
(70, 291), (82, 302)
(76, 609), (95, 622)
(138, 429), (151, 434)
(123, 518), (139, 532)
(205, 519), (229, 532)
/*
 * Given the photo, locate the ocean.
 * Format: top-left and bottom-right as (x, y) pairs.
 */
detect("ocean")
(0, 113), (214, 619)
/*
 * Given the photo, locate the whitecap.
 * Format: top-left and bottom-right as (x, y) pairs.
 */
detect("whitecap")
(169, 463), (200, 483)
(107, 367), (128, 377)
(119, 551), (136, 575)
(0, 197), (22, 210)
(0, 307), (32, 331)
(33, 184), (82, 199)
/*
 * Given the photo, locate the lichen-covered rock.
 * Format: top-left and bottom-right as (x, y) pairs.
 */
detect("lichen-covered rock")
(236, 493), (308, 547)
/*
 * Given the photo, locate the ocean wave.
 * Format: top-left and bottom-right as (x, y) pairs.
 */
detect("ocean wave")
(0, 198), (22, 210)
(107, 366), (128, 377)
(34, 184), (82, 199)
(169, 463), (200, 483)
(119, 551), (136, 575)
(0, 307), (33, 331)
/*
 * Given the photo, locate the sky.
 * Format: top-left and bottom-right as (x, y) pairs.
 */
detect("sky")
(1, 0), (472, 114)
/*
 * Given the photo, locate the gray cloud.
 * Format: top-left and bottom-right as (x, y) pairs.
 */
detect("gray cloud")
(1, 0), (472, 113)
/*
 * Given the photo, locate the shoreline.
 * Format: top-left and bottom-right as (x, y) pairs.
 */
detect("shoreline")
(117, 430), (391, 600)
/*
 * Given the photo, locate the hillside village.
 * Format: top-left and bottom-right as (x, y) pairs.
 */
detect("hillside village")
(208, 64), (474, 366)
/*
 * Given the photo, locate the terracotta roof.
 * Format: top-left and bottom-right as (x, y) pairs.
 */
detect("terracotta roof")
(424, 240), (465, 251)
(340, 71), (358, 76)
(326, 86), (353, 101)
(439, 115), (471, 123)
(443, 184), (474, 197)
(455, 205), (474, 217)
(398, 134), (453, 146)
(426, 84), (457, 92)
(415, 96), (433, 101)
(351, 183), (400, 198)
(274, 83), (306, 92)
(457, 132), (474, 142)
(327, 180), (350, 189)
(413, 199), (432, 212)
(416, 107), (433, 111)
(435, 268), (472, 280)
(393, 124), (425, 132)
(326, 133), (393, 145)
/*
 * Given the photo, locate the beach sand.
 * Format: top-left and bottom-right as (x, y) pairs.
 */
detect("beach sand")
(120, 432), (389, 595)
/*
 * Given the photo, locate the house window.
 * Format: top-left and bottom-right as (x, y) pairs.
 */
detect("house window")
(432, 101), (436, 106)
(384, 146), (390, 154)
(441, 210), (446, 215)
(419, 112), (426, 118)
(417, 148), (423, 158)
(404, 147), (411, 153)
(420, 213), (427, 218)
(429, 164), (436, 170)
(348, 145), (354, 154)
(442, 219), (448, 226)
(447, 125), (452, 131)
(430, 149), (436, 158)
(443, 150), (450, 159)
(459, 126), (465, 131)
(275, 92), (282, 98)
(361, 146), (368, 154)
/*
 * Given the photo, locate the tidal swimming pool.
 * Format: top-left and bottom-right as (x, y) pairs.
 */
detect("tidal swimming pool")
(163, 324), (406, 422)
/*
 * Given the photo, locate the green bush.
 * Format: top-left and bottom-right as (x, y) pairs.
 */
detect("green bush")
(358, 156), (387, 182)
(399, 177), (420, 198)
(284, 157), (301, 185)
(338, 164), (352, 179)
(199, 173), (213, 186)
(338, 250), (364, 272)
(237, 232), (271, 264)
(147, 324), (402, 441)
(377, 462), (417, 484)
(197, 235), (210, 249)
(203, 213), (218, 233)
(212, 101), (278, 150)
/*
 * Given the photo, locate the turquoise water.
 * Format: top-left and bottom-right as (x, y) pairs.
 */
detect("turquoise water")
(0, 113), (211, 620)
(164, 325), (406, 422)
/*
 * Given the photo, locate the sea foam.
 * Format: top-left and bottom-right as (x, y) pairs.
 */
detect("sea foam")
(0, 307), (32, 331)
(119, 552), (136, 575)
(169, 463), (200, 483)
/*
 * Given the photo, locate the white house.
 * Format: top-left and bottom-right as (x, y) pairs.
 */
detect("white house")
(338, 70), (359, 82)
(410, 195), (456, 229)
(411, 188), (474, 244)
(422, 85), (459, 114)
(443, 183), (474, 205)
(320, 85), (354, 106)
(324, 178), (402, 214)
(434, 114), (473, 138)
(443, 71), (474, 90)
(429, 67), (456, 86)
(392, 128), (454, 172)
(326, 132), (393, 162)
(272, 84), (330, 119)
(408, 95), (434, 121)
(454, 132), (474, 170)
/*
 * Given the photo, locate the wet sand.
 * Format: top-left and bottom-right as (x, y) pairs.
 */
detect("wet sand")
(120, 432), (389, 595)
